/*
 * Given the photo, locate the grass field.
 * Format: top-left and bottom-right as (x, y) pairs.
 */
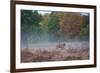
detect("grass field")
(21, 46), (89, 62)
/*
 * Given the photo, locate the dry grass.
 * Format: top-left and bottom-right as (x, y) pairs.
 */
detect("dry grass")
(21, 48), (89, 63)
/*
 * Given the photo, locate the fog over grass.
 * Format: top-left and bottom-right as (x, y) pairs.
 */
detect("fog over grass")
(22, 41), (89, 50)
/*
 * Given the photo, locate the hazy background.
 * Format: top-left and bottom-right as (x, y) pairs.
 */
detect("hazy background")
(21, 10), (90, 49)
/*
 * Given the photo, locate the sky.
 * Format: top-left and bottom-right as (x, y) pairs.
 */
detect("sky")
(37, 10), (89, 16)
(37, 10), (52, 15)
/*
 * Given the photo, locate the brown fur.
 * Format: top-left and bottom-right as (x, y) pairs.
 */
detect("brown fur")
(56, 42), (66, 49)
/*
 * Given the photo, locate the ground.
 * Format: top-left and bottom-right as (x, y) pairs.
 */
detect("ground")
(21, 41), (89, 62)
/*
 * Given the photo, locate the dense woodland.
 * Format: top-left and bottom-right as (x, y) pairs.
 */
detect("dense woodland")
(21, 10), (89, 49)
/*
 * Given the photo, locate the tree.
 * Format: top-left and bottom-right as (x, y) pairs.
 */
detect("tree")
(21, 10), (34, 49)
(40, 14), (50, 41)
(58, 12), (83, 37)
(21, 10), (42, 49)
(48, 14), (60, 41)
(80, 14), (90, 40)
(80, 24), (89, 40)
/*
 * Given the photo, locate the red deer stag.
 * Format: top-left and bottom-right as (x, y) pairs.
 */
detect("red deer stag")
(56, 42), (66, 49)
